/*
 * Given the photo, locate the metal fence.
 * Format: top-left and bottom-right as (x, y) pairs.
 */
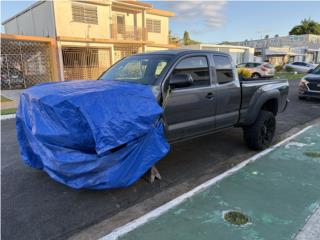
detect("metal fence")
(62, 47), (112, 80)
(113, 45), (141, 63)
(1, 35), (56, 90)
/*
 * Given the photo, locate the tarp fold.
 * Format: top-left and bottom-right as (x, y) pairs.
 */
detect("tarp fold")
(16, 80), (169, 189)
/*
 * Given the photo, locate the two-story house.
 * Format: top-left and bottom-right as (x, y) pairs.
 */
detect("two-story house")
(2, 0), (176, 80)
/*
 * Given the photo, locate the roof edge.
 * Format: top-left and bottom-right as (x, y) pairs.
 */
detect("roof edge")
(2, 1), (46, 25)
(147, 8), (175, 17)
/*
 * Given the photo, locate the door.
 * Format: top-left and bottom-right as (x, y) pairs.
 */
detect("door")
(212, 54), (241, 129)
(164, 55), (216, 141)
(116, 15), (125, 34)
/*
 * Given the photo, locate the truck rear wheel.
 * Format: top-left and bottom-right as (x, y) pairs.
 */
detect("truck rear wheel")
(243, 110), (276, 150)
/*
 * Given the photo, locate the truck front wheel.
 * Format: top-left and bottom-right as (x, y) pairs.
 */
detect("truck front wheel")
(243, 110), (276, 150)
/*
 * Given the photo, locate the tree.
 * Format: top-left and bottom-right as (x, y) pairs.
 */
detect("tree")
(265, 35), (269, 39)
(182, 31), (200, 45)
(289, 18), (320, 35)
(219, 41), (232, 45)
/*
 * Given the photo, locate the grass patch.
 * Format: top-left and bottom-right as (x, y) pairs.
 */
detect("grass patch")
(304, 151), (320, 158)
(1, 108), (16, 115)
(1, 95), (12, 102)
(224, 211), (249, 225)
(275, 72), (305, 80)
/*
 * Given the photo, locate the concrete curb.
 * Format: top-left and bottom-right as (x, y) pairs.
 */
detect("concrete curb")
(1, 114), (16, 120)
(295, 208), (320, 240)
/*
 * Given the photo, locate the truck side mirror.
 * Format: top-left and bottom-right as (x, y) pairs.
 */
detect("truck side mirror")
(170, 73), (194, 88)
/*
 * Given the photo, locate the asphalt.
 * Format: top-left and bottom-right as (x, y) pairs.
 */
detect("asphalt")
(119, 125), (320, 240)
(1, 79), (320, 240)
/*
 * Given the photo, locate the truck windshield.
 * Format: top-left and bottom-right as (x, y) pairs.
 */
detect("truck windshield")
(99, 55), (173, 85)
(311, 65), (320, 75)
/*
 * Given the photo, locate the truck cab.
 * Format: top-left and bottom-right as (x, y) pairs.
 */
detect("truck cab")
(159, 51), (241, 142)
(100, 50), (289, 150)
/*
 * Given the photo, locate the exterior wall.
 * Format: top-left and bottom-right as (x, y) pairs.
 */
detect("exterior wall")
(145, 46), (169, 52)
(145, 13), (169, 44)
(233, 34), (320, 49)
(112, 9), (136, 26)
(53, 1), (111, 39)
(3, 1), (172, 45)
(3, 1), (56, 37)
(2, 1), (174, 81)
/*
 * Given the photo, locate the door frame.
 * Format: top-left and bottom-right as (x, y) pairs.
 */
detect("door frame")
(161, 53), (217, 141)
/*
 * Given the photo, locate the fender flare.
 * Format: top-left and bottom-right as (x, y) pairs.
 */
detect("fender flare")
(244, 89), (280, 125)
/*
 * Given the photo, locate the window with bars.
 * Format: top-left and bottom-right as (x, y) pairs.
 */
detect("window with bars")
(146, 19), (161, 33)
(72, 3), (98, 24)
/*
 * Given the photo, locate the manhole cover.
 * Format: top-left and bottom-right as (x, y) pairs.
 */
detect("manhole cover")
(224, 210), (249, 225)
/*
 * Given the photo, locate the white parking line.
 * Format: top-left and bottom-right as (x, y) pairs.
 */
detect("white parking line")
(1, 114), (16, 120)
(100, 125), (313, 240)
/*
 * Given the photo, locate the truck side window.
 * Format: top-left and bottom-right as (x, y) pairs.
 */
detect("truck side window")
(213, 55), (234, 84)
(172, 56), (210, 87)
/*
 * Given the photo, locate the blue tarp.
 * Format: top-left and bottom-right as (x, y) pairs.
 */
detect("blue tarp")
(16, 80), (169, 189)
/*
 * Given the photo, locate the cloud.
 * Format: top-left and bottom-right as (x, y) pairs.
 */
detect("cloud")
(171, 1), (226, 29)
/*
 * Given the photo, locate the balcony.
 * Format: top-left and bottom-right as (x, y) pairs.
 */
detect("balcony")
(110, 24), (147, 41)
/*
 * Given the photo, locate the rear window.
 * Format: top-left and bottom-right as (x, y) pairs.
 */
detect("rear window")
(213, 55), (234, 84)
(263, 63), (273, 69)
(246, 63), (260, 68)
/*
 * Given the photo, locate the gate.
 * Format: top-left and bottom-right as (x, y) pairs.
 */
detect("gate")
(113, 45), (141, 63)
(62, 47), (112, 80)
(1, 35), (57, 89)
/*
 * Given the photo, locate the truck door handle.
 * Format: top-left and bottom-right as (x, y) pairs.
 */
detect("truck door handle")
(205, 92), (215, 100)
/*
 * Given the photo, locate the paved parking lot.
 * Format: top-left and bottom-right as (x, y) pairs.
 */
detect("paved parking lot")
(1, 79), (320, 240)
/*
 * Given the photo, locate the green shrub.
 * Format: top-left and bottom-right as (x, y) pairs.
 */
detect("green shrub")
(275, 65), (283, 72)
(238, 68), (251, 79)
(285, 66), (294, 72)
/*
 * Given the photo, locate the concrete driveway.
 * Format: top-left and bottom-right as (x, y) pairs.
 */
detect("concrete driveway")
(1, 79), (320, 240)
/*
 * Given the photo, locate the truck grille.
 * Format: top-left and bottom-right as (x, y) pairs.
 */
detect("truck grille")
(308, 82), (320, 92)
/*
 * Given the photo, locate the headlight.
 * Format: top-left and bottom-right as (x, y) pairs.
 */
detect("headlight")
(299, 78), (309, 87)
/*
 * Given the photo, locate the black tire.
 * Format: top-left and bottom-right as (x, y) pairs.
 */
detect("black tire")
(251, 73), (261, 79)
(243, 110), (276, 150)
(299, 96), (307, 100)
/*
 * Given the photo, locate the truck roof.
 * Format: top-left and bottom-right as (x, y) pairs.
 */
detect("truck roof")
(135, 49), (230, 57)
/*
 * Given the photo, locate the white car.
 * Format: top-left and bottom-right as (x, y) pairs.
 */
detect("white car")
(284, 62), (318, 73)
(237, 62), (275, 79)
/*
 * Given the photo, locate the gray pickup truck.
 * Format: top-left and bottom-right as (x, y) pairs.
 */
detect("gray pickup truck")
(100, 50), (289, 150)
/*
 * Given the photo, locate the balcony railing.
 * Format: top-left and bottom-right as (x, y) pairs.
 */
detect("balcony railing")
(110, 24), (147, 41)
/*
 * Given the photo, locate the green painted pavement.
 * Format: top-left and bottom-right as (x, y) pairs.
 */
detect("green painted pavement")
(121, 125), (320, 240)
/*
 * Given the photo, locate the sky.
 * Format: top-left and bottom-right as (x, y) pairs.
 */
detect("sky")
(1, 0), (320, 43)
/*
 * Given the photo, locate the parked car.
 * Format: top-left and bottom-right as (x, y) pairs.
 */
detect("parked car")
(298, 64), (320, 100)
(284, 62), (318, 73)
(237, 62), (275, 79)
(98, 50), (289, 150)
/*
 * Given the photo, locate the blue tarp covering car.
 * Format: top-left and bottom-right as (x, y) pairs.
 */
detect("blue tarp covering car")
(16, 80), (169, 189)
